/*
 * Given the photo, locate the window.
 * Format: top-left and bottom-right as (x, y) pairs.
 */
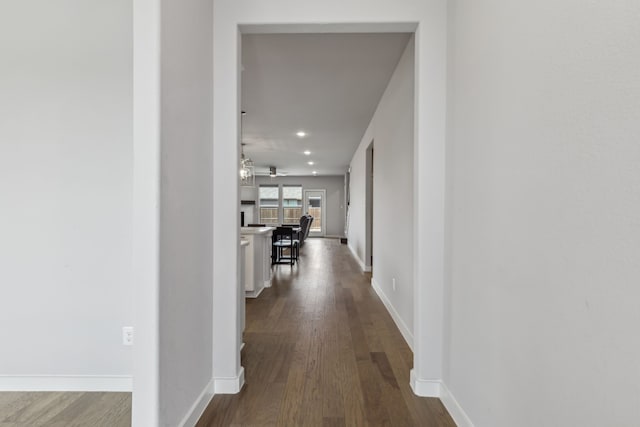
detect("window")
(259, 184), (303, 225)
(282, 185), (302, 224)
(259, 185), (279, 224)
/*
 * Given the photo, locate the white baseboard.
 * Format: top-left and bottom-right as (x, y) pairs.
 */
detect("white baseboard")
(408, 371), (475, 427)
(371, 277), (413, 350)
(0, 375), (132, 392)
(214, 367), (245, 394)
(178, 379), (215, 427)
(347, 243), (371, 272)
(440, 382), (475, 427)
(409, 370), (441, 397)
(245, 286), (264, 298)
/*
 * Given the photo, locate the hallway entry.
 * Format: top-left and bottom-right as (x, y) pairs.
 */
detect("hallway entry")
(197, 239), (454, 426)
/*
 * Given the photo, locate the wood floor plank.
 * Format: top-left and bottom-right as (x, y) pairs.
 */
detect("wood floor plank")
(276, 297), (321, 426)
(370, 352), (414, 427)
(343, 291), (372, 362)
(358, 358), (393, 425)
(198, 238), (455, 427)
(323, 417), (347, 427)
(230, 381), (286, 425)
(7, 392), (81, 425)
(333, 287), (369, 427)
(320, 287), (345, 421)
(0, 392), (130, 427)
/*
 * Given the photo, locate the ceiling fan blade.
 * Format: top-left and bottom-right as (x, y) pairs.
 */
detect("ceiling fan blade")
(251, 167), (288, 177)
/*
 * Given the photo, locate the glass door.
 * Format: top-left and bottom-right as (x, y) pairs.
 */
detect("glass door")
(304, 189), (326, 237)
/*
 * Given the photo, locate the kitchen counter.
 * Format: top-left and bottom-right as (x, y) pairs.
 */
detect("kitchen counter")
(240, 226), (273, 235)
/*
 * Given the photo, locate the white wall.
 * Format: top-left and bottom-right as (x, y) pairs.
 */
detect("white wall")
(157, 0), (215, 425)
(348, 150), (367, 265)
(254, 175), (346, 236)
(0, 0), (133, 390)
(446, 1), (640, 426)
(349, 38), (415, 345)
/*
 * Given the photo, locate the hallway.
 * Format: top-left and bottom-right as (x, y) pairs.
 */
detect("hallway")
(197, 239), (455, 426)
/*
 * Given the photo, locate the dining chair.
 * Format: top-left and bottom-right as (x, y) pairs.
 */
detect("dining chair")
(272, 226), (299, 265)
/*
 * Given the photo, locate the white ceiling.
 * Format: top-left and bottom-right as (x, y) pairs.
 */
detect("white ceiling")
(241, 33), (411, 176)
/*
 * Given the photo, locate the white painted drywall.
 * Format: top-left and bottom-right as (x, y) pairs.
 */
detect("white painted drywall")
(348, 144), (366, 266)
(157, 0), (214, 425)
(213, 0), (448, 399)
(254, 175), (346, 236)
(349, 38), (415, 342)
(446, 1), (640, 426)
(0, 0), (133, 387)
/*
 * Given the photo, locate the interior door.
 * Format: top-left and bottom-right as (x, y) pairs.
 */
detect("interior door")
(304, 189), (326, 237)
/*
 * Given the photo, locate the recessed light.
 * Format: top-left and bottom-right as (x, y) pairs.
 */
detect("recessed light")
(307, 161), (314, 165)
(304, 150), (311, 155)
(312, 171), (317, 175)
(296, 131), (307, 138)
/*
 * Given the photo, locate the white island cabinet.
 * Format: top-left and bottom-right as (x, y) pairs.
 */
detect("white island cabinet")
(240, 227), (274, 298)
(240, 238), (249, 347)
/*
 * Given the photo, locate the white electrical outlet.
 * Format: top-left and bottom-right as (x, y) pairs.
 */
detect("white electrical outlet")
(122, 327), (134, 346)
(392, 278), (397, 291)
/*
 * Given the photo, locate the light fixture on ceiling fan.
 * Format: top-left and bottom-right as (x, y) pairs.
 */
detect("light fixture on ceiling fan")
(239, 111), (255, 187)
(254, 166), (288, 177)
(240, 144), (254, 186)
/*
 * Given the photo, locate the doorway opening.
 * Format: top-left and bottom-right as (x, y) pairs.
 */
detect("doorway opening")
(304, 189), (326, 237)
(234, 27), (417, 385)
(212, 17), (447, 411)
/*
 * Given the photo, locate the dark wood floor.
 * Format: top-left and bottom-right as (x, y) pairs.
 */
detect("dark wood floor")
(198, 238), (455, 427)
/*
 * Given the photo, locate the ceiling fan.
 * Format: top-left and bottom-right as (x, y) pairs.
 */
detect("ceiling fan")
(254, 166), (289, 177)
